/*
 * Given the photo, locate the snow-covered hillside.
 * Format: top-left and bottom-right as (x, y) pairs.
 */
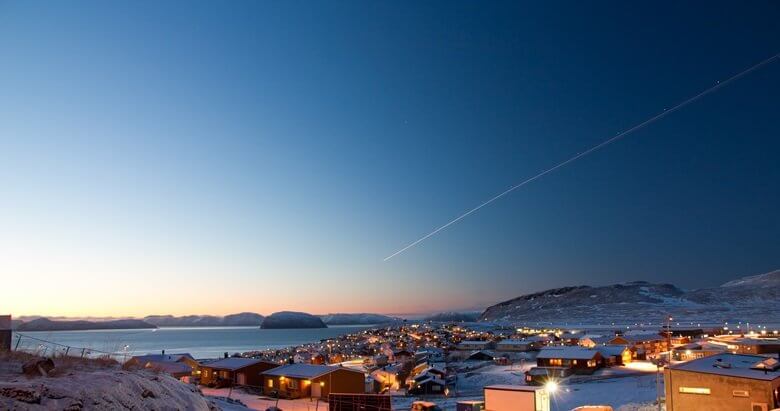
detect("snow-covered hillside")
(480, 270), (780, 325)
(320, 313), (398, 325)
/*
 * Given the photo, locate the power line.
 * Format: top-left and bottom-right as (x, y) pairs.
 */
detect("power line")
(384, 52), (780, 261)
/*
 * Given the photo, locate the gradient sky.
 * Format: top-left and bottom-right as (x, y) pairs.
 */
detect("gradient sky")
(1, 1), (778, 318)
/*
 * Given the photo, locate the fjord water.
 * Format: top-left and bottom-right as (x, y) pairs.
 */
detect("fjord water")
(13, 325), (371, 359)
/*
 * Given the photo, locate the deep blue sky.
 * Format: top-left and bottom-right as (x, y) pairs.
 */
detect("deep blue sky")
(1, 1), (778, 316)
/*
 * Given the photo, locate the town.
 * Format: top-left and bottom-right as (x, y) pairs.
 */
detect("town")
(94, 319), (780, 411)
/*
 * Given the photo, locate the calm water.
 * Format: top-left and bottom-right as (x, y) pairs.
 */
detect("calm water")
(12, 325), (371, 359)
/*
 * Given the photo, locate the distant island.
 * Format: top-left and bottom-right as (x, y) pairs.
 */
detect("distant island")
(15, 318), (156, 332)
(261, 311), (326, 329)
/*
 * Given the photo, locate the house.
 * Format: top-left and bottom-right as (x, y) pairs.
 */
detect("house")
(609, 333), (668, 358)
(417, 348), (445, 362)
(728, 337), (780, 355)
(671, 343), (725, 362)
(125, 353), (199, 380)
(393, 349), (414, 363)
(456, 341), (495, 351)
(483, 385), (550, 411)
(578, 335), (612, 348)
(200, 358), (279, 387)
(558, 332), (582, 345)
(408, 374), (446, 395)
(408, 365), (448, 396)
(262, 364), (365, 399)
(524, 366), (572, 385)
(0, 315), (11, 351)
(456, 400), (484, 411)
(664, 353), (780, 411)
(466, 350), (500, 361)
(536, 346), (603, 374)
(595, 345), (632, 366)
(370, 364), (403, 390)
(495, 338), (540, 352)
(329, 393), (392, 411)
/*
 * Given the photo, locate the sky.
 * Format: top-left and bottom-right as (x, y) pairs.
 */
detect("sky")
(1, 1), (778, 318)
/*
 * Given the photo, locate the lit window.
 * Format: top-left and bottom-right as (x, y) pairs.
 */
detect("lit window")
(732, 390), (749, 397)
(679, 387), (710, 395)
(268, 379), (274, 388)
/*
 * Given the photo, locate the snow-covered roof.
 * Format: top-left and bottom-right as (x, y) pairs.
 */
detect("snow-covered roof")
(468, 350), (499, 359)
(613, 333), (663, 343)
(669, 353), (780, 381)
(146, 361), (192, 375)
(731, 337), (780, 346)
(537, 347), (600, 360)
(414, 375), (445, 386)
(485, 385), (544, 392)
(203, 357), (267, 371)
(596, 345), (629, 357)
(673, 343), (702, 350)
(458, 340), (491, 346)
(497, 339), (536, 345)
(580, 336), (612, 345)
(263, 364), (362, 379)
(131, 353), (194, 364)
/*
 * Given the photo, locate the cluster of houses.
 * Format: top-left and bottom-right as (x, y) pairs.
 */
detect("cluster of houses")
(126, 352), (366, 399)
(120, 321), (780, 410)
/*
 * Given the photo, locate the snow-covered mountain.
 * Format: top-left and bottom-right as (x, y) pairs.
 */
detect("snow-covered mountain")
(320, 313), (399, 325)
(423, 311), (480, 322)
(480, 269), (780, 325)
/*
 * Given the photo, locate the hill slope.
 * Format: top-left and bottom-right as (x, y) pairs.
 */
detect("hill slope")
(16, 318), (156, 332)
(144, 312), (264, 327)
(480, 270), (780, 325)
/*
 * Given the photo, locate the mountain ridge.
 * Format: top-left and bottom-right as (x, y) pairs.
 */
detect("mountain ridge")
(480, 269), (780, 324)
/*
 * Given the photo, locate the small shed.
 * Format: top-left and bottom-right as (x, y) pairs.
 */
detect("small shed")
(0, 315), (11, 351)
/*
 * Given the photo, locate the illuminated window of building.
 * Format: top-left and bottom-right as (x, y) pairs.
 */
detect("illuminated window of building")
(268, 379), (274, 388)
(732, 390), (749, 397)
(679, 387), (710, 395)
(550, 359), (562, 366)
(587, 360), (597, 367)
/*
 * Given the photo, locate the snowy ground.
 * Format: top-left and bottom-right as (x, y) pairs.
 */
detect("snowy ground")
(203, 387), (329, 411)
(0, 351), (216, 410)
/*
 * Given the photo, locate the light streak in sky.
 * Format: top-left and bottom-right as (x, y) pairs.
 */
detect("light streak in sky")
(384, 52), (780, 261)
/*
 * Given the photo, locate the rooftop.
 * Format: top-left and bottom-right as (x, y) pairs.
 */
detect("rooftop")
(203, 357), (267, 371)
(131, 353), (194, 364)
(669, 353), (780, 381)
(485, 385), (544, 392)
(263, 364), (361, 379)
(537, 346), (600, 360)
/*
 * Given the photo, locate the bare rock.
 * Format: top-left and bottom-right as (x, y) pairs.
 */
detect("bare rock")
(0, 387), (42, 404)
(22, 358), (55, 377)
